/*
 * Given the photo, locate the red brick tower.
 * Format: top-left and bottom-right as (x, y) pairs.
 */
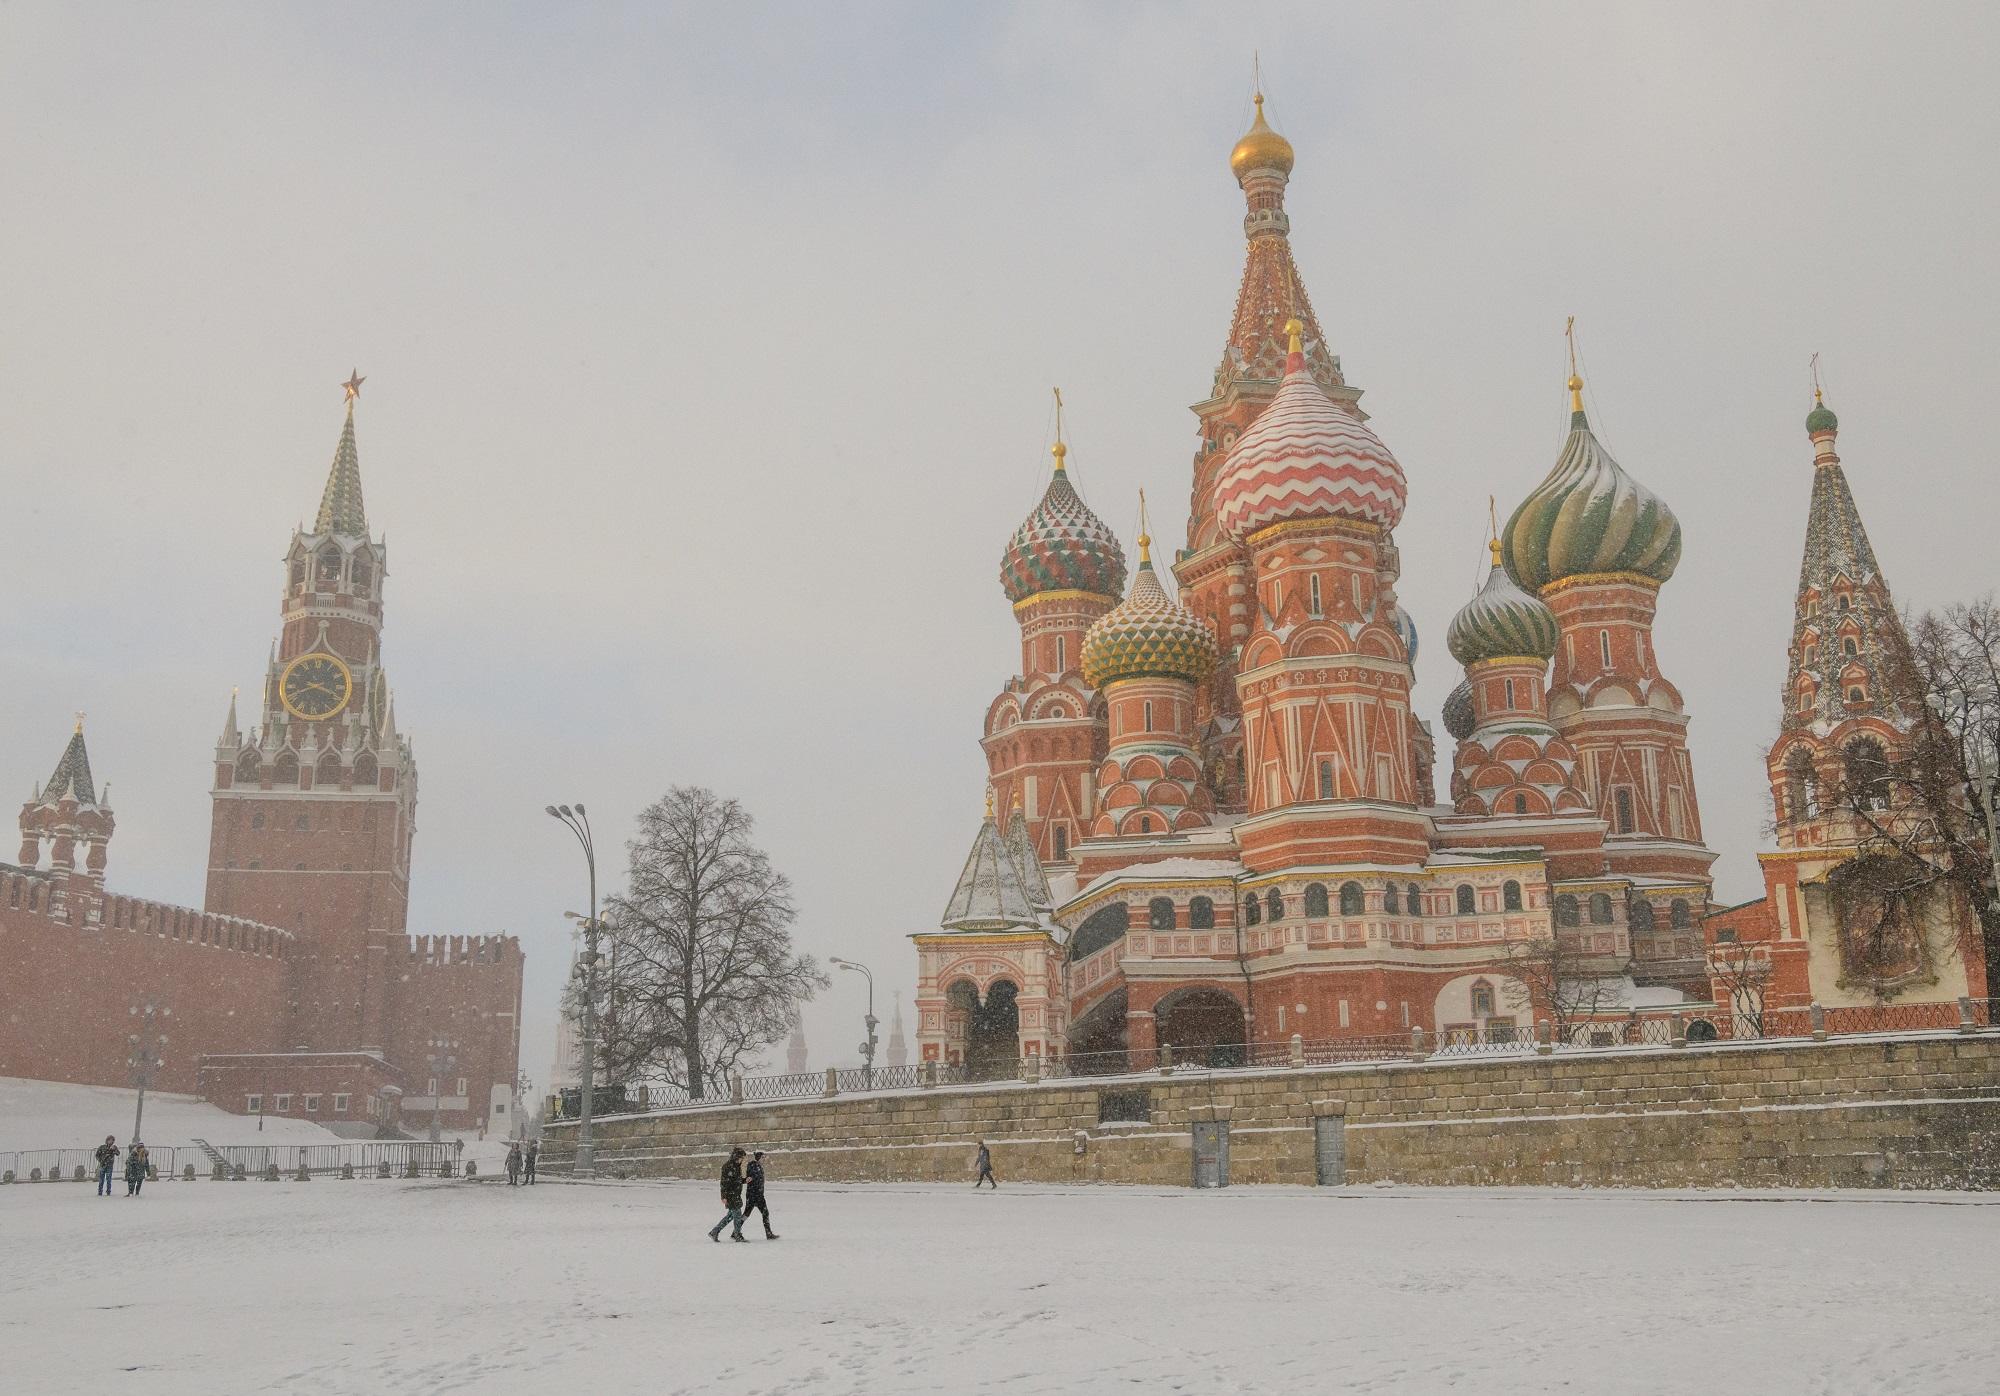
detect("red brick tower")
(986, 414), (1128, 866)
(1501, 357), (1711, 886)
(1212, 318), (1425, 871)
(17, 720), (115, 924)
(1081, 501), (1219, 837)
(1175, 94), (1377, 815)
(205, 373), (417, 1051)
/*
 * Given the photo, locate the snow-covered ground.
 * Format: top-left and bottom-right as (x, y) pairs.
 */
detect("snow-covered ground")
(0, 1076), (344, 1151)
(7, 1176), (1997, 1394)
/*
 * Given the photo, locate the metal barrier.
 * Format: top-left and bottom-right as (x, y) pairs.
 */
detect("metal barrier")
(207, 1141), (463, 1177)
(2, 1147), (181, 1182)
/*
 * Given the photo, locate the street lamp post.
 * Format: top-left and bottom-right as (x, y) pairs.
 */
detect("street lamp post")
(548, 803), (601, 1178)
(426, 1036), (459, 1148)
(829, 958), (878, 1089)
(127, 1000), (170, 1145)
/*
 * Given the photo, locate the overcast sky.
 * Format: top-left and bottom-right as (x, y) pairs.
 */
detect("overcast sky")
(5, 3), (1996, 1088)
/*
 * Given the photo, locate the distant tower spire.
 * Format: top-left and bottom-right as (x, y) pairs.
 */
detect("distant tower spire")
(786, 1016), (809, 1074)
(886, 994), (909, 1069)
(315, 371), (369, 536)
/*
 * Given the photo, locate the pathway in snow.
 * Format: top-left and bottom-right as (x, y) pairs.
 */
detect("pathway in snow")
(6, 1177), (1997, 1394)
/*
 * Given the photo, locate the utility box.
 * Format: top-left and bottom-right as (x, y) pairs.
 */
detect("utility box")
(1191, 1120), (1230, 1188)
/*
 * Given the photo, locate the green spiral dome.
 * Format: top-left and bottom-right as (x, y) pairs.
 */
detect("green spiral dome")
(1501, 407), (1681, 591)
(1446, 549), (1560, 666)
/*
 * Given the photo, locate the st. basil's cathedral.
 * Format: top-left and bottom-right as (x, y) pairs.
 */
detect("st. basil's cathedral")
(911, 96), (1986, 1074)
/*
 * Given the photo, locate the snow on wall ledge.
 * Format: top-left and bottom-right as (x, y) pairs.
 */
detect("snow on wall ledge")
(539, 1034), (2000, 1191)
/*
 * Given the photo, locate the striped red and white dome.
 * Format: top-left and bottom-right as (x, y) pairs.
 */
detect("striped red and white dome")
(1213, 336), (1406, 540)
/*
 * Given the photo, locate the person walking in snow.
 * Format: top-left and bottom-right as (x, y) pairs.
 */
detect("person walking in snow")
(708, 1147), (749, 1243)
(743, 1150), (778, 1239)
(505, 1142), (523, 1186)
(523, 1139), (538, 1185)
(973, 1140), (997, 1189)
(94, 1136), (119, 1197)
(124, 1142), (149, 1197)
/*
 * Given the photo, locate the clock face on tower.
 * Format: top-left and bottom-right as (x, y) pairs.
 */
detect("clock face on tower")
(279, 652), (353, 721)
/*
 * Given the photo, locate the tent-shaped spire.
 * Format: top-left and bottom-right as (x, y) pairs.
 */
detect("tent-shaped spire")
(939, 801), (1043, 933)
(315, 372), (369, 535)
(1005, 802), (1055, 913)
(41, 721), (98, 807)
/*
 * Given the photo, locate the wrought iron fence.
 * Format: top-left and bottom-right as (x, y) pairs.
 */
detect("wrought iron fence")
(207, 1141), (463, 1176)
(1, 1147), (185, 1182)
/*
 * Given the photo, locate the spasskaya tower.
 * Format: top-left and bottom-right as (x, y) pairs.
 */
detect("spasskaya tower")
(205, 372), (417, 1017)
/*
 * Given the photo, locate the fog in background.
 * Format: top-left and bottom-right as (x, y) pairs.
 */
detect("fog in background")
(5, 3), (1996, 1088)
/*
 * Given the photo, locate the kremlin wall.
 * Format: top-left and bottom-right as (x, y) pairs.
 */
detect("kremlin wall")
(0, 381), (525, 1137)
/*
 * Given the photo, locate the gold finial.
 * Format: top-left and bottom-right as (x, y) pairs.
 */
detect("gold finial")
(1810, 351), (1823, 405)
(73, 710), (85, 735)
(342, 369), (365, 404)
(1136, 489), (1152, 564)
(1230, 72), (1295, 177)
(1012, 790), (1023, 812)
(984, 787), (995, 819)
(1487, 496), (1502, 567)
(1051, 387), (1067, 471)
(1284, 317), (1304, 355)
(1564, 316), (1583, 412)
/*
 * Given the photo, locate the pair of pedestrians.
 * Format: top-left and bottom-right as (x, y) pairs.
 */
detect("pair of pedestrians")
(708, 1147), (778, 1242)
(504, 1140), (541, 1185)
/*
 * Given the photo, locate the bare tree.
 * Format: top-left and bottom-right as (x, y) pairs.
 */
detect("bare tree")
(595, 787), (825, 1099)
(1706, 935), (1771, 1036)
(1811, 598), (2000, 988)
(1502, 928), (1632, 1042)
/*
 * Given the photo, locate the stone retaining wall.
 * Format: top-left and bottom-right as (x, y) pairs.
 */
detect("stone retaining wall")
(539, 1032), (2000, 1190)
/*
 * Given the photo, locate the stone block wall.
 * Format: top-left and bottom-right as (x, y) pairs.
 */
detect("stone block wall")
(539, 1033), (2000, 1191)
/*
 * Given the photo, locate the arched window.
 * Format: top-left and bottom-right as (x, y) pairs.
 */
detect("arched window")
(1845, 737), (1890, 810)
(1265, 889), (1283, 922)
(1847, 685), (1866, 705)
(1838, 593), (1852, 612)
(1614, 789), (1636, 834)
(1470, 980), (1496, 1018)
(1842, 637), (1859, 659)
(1514, 794), (1528, 814)
(1188, 896), (1214, 929)
(1670, 898), (1692, 929)
(1304, 883), (1330, 917)
(1455, 884), (1476, 915)
(1599, 631), (1612, 668)
(316, 546), (341, 586)
(1053, 826), (1068, 861)
(236, 751), (262, 783)
(1786, 750), (1815, 821)
(352, 751), (379, 787)
(1504, 678), (1516, 708)
(1244, 896), (1261, 926)
(1384, 883), (1401, 914)
(1148, 897), (1176, 930)
(1317, 761), (1334, 800)
(1503, 879), (1523, 912)
(1069, 901), (1131, 961)
(1589, 892), (1614, 924)
(316, 752), (343, 786)
(1629, 898), (1656, 933)
(273, 752), (300, 784)
(290, 557), (306, 589)
(1309, 574), (1323, 616)
(1554, 894), (1580, 927)
(1407, 884), (1422, 916)
(351, 551), (375, 592)
(1144, 700), (1155, 731)
(1137, 814), (1152, 834)
(1339, 882), (1365, 916)
(1803, 642), (1818, 668)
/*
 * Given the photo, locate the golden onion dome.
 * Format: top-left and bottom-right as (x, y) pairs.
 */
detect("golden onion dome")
(1081, 528), (1217, 689)
(1230, 93), (1295, 179)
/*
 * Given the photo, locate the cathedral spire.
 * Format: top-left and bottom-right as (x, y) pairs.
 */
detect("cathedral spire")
(1219, 86), (1333, 393)
(315, 371), (368, 536)
(41, 720), (99, 807)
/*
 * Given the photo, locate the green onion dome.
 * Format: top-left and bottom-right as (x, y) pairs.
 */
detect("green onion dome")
(1000, 442), (1128, 605)
(1806, 394), (1838, 436)
(1447, 541), (1560, 666)
(1501, 376), (1681, 591)
(1081, 534), (1217, 688)
(1442, 678), (1476, 741)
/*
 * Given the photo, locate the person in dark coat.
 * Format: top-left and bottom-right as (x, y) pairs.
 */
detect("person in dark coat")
(523, 1139), (538, 1185)
(974, 1140), (996, 1188)
(743, 1151), (778, 1239)
(708, 1147), (748, 1242)
(124, 1142), (149, 1196)
(95, 1137), (120, 1197)
(505, 1143), (523, 1186)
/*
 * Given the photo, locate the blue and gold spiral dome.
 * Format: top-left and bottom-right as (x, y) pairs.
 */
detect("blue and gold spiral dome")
(1447, 540), (1560, 666)
(1081, 528), (1217, 688)
(1501, 372), (1681, 592)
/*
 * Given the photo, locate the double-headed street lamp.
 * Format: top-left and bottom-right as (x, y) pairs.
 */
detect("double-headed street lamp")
(127, 1000), (170, 1145)
(547, 802), (601, 1178)
(829, 957), (878, 1088)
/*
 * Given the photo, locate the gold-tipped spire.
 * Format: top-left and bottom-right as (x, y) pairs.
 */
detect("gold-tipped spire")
(1284, 316), (1304, 356)
(342, 369), (365, 404)
(1487, 496), (1503, 567)
(1136, 488), (1152, 565)
(984, 787), (995, 819)
(73, 710), (85, 735)
(1810, 352), (1823, 406)
(1565, 316), (1584, 414)
(1051, 387), (1067, 472)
